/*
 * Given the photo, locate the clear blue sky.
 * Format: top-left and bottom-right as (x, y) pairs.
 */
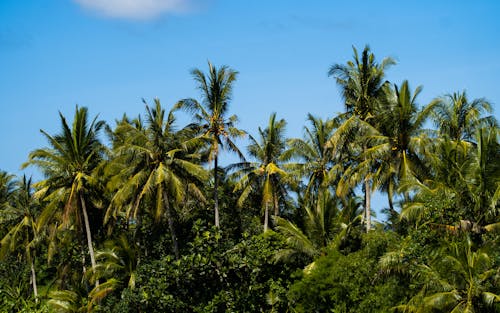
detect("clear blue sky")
(1, 0), (499, 218)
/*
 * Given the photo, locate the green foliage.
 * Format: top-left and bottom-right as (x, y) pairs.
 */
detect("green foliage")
(0, 255), (30, 312)
(394, 235), (500, 313)
(288, 230), (409, 313)
(97, 220), (293, 312)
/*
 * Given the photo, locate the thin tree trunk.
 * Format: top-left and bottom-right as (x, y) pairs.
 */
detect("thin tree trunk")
(362, 141), (372, 232)
(81, 253), (87, 281)
(214, 155), (220, 228)
(387, 182), (397, 216)
(76, 205), (88, 277)
(264, 202), (269, 232)
(273, 190), (279, 217)
(403, 191), (410, 203)
(387, 192), (395, 215)
(135, 210), (144, 262)
(364, 178), (371, 232)
(25, 228), (38, 302)
(30, 255), (38, 303)
(80, 193), (98, 287)
(162, 189), (180, 259)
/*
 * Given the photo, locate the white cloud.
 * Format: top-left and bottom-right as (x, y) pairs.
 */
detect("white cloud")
(73, 0), (202, 20)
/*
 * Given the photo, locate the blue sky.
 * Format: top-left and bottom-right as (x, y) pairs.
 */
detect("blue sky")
(1, 0), (500, 218)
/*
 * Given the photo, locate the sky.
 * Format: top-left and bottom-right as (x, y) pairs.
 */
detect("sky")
(1, 0), (500, 219)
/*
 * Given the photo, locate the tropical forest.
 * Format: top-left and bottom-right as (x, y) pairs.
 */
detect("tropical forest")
(1, 46), (499, 313)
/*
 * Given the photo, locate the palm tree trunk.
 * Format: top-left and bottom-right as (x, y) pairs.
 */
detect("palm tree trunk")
(264, 202), (269, 232)
(30, 255), (38, 302)
(403, 191), (410, 203)
(387, 192), (395, 215)
(214, 155), (220, 228)
(387, 182), (397, 216)
(361, 141), (372, 232)
(79, 193), (98, 287)
(364, 178), (371, 232)
(25, 228), (38, 302)
(273, 190), (279, 217)
(162, 189), (180, 259)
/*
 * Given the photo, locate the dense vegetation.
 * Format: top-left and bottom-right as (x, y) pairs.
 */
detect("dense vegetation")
(1, 46), (499, 312)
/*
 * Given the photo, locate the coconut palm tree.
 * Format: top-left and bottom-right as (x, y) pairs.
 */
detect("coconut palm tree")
(175, 61), (246, 228)
(393, 236), (500, 313)
(0, 171), (15, 210)
(90, 234), (138, 290)
(400, 126), (500, 232)
(286, 114), (337, 204)
(0, 171), (17, 239)
(48, 284), (104, 313)
(471, 126), (500, 224)
(430, 91), (496, 142)
(105, 99), (208, 259)
(328, 45), (395, 231)
(369, 81), (435, 209)
(231, 113), (291, 232)
(81, 234), (138, 306)
(0, 176), (41, 302)
(274, 191), (362, 262)
(23, 106), (105, 283)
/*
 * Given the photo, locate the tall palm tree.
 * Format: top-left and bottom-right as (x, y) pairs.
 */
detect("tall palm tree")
(470, 126), (500, 224)
(23, 106), (105, 283)
(328, 45), (395, 231)
(287, 114), (337, 204)
(105, 99), (208, 259)
(175, 61), (246, 228)
(0, 171), (17, 238)
(231, 113), (291, 232)
(400, 125), (500, 229)
(328, 45), (395, 121)
(368, 81), (435, 210)
(430, 91), (496, 142)
(0, 171), (15, 211)
(0, 176), (41, 302)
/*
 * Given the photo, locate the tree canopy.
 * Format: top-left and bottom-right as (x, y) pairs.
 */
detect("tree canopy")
(1, 53), (499, 313)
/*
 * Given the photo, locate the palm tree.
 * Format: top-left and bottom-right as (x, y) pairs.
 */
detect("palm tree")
(82, 234), (139, 306)
(328, 45), (395, 231)
(393, 236), (500, 313)
(328, 45), (395, 121)
(400, 126), (500, 232)
(23, 106), (105, 283)
(175, 61), (246, 228)
(105, 99), (208, 259)
(274, 191), (362, 262)
(0, 171), (17, 239)
(91, 234), (138, 290)
(470, 126), (500, 224)
(231, 113), (291, 232)
(0, 171), (15, 211)
(368, 81), (435, 211)
(47, 286), (96, 313)
(430, 91), (496, 142)
(0, 176), (41, 302)
(286, 114), (337, 204)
